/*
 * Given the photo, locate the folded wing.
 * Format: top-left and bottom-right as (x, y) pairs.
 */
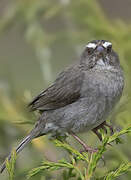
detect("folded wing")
(28, 65), (84, 111)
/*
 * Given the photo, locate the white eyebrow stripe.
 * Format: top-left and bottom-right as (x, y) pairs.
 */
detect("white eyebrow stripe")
(86, 43), (97, 49)
(103, 42), (112, 48)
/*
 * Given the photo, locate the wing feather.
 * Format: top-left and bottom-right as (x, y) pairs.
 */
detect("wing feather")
(28, 65), (84, 111)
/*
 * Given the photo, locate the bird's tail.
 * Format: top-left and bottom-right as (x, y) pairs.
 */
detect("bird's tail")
(0, 133), (34, 173)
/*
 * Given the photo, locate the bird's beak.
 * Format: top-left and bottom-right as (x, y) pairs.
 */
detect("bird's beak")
(96, 46), (105, 57)
(96, 45), (107, 66)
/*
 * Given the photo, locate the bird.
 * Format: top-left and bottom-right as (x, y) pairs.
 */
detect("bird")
(0, 40), (124, 173)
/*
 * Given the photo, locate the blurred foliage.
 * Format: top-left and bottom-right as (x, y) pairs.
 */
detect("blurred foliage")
(0, 0), (131, 179)
(6, 150), (16, 180)
(27, 128), (131, 180)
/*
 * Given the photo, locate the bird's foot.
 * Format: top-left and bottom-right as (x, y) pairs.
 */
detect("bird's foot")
(92, 121), (114, 142)
(70, 132), (97, 153)
(103, 122), (114, 135)
(80, 146), (98, 153)
(92, 128), (102, 141)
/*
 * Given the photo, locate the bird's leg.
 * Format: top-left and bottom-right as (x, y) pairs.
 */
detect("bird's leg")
(103, 122), (114, 135)
(92, 122), (108, 141)
(70, 132), (97, 153)
(92, 121), (114, 147)
(101, 125), (108, 134)
(92, 128), (102, 141)
(92, 121), (114, 141)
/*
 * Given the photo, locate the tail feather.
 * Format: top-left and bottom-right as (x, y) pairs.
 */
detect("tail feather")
(0, 134), (33, 173)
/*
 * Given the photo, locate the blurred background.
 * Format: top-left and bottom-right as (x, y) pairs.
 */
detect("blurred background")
(0, 0), (131, 179)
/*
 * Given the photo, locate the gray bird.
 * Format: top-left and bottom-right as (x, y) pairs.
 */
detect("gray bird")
(0, 40), (124, 173)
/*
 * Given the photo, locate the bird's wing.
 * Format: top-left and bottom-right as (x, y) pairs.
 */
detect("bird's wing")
(28, 65), (84, 111)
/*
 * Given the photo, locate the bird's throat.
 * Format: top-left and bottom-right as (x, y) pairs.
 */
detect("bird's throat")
(96, 58), (112, 70)
(97, 58), (105, 66)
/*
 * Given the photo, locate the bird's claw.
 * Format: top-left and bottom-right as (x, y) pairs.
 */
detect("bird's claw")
(80, 147), (98, 153)
(92, 121), (114, 142)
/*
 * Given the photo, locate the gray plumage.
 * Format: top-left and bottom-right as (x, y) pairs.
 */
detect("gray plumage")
(0, 40), (124, 173)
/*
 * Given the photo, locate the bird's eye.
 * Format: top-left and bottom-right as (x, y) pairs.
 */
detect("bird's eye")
(85, 43), (96, 55)
(106, 45), (112, 53)
(86, 47), (94, 55)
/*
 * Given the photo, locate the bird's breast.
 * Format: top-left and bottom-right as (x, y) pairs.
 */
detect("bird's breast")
(81, 69), (124, 106)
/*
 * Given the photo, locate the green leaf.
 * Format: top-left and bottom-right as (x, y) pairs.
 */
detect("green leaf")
(54, 139), (89, 163)
(6, 150), (17, 180)
(87, 137), (109, 179)
(104, 162), (131, 180)
(108, 126), (131, 144)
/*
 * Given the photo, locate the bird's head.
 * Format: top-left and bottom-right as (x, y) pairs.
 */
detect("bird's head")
(81, 40), (120, 70)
